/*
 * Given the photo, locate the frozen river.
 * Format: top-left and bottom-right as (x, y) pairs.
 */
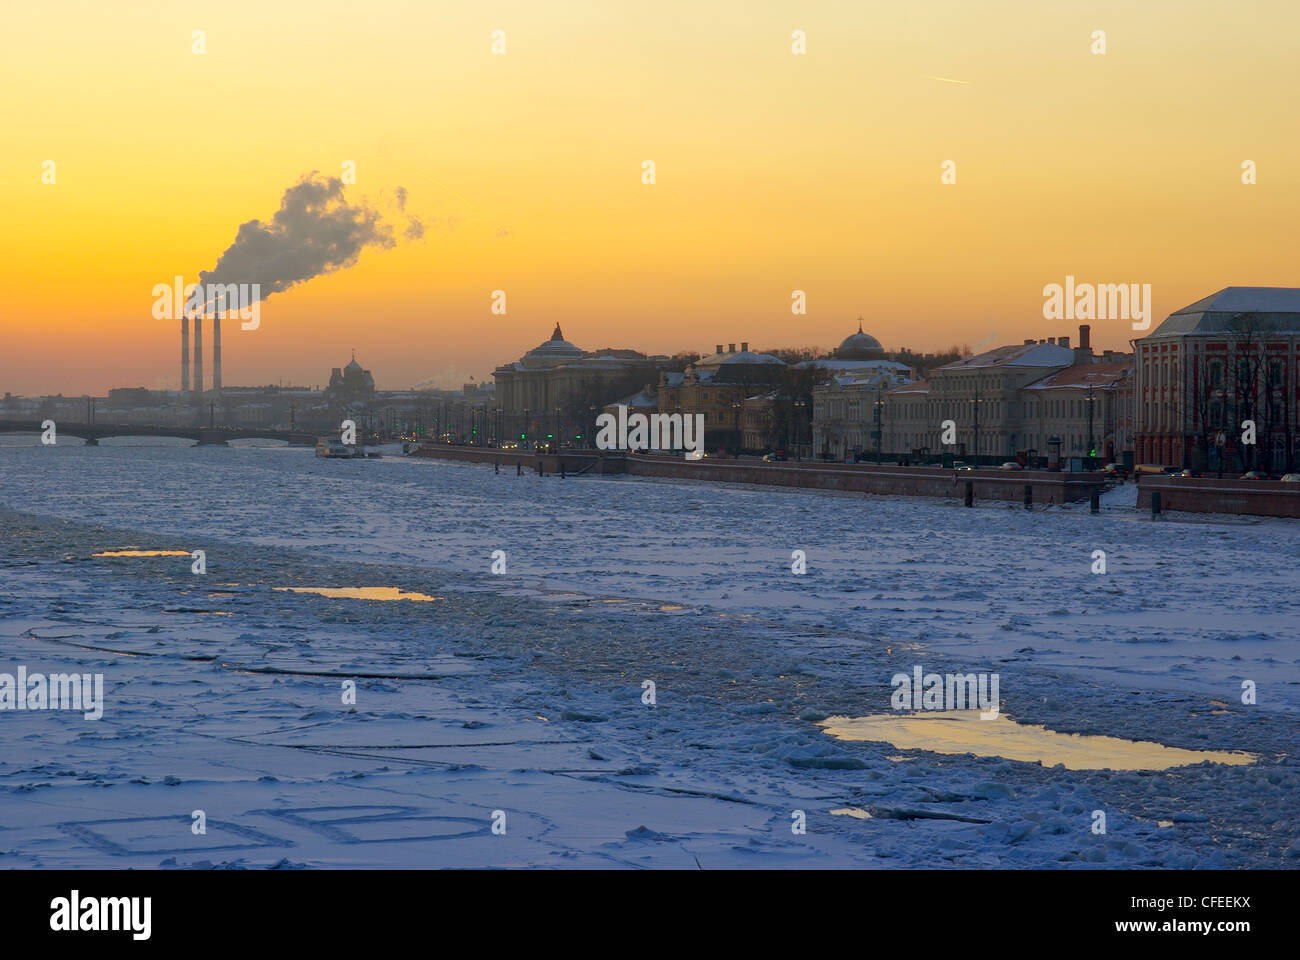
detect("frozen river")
(0, 439), (1296, 868)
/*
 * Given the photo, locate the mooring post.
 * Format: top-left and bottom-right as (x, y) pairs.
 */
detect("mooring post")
(560, 461), (566, 479)
(1024, 484), (1032, 510)
(537, 459), (543, 477)
(964, 480), (974, 507)
(1090, 487), (1100, 514)
(516, 461), (522, 477)
(495, 460), (499, 475)
(1151, 490), (1161, 517)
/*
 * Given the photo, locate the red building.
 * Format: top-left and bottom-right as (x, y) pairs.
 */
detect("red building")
(1134, 288), (1300, 473)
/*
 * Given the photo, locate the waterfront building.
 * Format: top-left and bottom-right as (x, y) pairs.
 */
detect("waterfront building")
(1133, 287), (1300, 472)
(493, 324), (678, 446)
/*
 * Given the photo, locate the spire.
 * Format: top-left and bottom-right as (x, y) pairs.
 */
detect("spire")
(857, 317), (864, 333)
(551, 323), (564, 341)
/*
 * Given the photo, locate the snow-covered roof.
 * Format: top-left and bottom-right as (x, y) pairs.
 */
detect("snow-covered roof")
(939, 342), (1075, 370)
(800, 358), (911, 374)
(1022, 361), (1132, 391)
(887, 379), (930, 395)
(697, 349), (784, 367)
(1146, 287), (1300, 339)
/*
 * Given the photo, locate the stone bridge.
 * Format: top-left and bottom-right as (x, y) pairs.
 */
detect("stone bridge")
(0, 419), (318, 446)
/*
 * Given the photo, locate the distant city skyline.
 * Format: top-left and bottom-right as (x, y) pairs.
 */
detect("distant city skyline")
(5, 1), (1299, 396)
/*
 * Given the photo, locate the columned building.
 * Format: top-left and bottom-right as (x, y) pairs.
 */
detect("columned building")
(1133, 287), (1300, 473)
(656, 342), (785, 452)
(493, 324), (677, 446)
(883, 339), (1077, 463)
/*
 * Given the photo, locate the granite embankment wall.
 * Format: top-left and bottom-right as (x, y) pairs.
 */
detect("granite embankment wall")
(410, 445), (1103, 504)
(1137, 476), (1300, 518)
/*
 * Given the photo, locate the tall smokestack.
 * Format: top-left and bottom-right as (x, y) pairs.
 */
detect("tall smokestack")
(193, 313), (204, 395)
(1078, 324), (1091, 351)
(213, 310), (222, 395)
(180, 316), (190, 393)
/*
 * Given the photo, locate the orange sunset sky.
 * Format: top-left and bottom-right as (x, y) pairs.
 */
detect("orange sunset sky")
(2, 0), (1298, 396)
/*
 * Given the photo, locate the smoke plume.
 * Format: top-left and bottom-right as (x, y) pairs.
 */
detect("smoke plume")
(199, 172), (420, 305)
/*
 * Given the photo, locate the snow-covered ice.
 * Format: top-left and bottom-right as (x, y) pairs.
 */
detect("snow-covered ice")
(0, 440), (1296, 868)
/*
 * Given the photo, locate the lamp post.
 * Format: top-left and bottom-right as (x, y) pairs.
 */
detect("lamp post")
(793, 399), (807, 459)
(1084, 380), (1097, 465)
(873, 389), (886, 464)
(522, 407), (530, 449)
(589, 405), (597, 449)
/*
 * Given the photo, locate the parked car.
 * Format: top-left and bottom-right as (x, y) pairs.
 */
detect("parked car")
(1240, 470), (1270, 480)
(1279, 473), (1300, 483)
(1100, 463), (1131, 478)
(951, 460), (974, 471)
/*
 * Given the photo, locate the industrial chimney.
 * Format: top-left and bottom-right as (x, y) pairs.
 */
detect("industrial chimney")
(212, 304), (222, 395)
(180, 316), (190, 393)
(193, 312), (204, 395)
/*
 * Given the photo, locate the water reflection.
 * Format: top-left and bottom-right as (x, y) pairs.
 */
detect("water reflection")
(819, 710), (1256, 771)
(93, 549), (190, 557)
(273, 586), (439, 602)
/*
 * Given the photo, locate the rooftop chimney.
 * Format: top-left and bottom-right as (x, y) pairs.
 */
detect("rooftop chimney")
(180, 316), (190, 393)
(1059, 335), (1070, 349)
(741, 341), (749, 352)
(715, 344), (723, 354)
(1024, 338), (1034, 345)
(1047, 337), (1055, 345)
(729, 343), (736, 353)
(1078, 324), (1091, 350)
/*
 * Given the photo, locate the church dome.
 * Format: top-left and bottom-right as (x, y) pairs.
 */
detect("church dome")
(523, 323), (584, 366)
(835, 319), (885, 360)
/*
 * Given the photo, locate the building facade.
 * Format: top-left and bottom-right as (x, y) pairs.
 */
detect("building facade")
(493, 324), (677, 446)
(656, 342), (785, 451)
(1133, 287), (1300, 473)
(880, 325), (1134, 464)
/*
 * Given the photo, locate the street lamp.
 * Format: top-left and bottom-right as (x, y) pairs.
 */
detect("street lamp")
(1079, 376), (1099, 467)
(873, 390), (885, 464)
(971, 385), (986, 467)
